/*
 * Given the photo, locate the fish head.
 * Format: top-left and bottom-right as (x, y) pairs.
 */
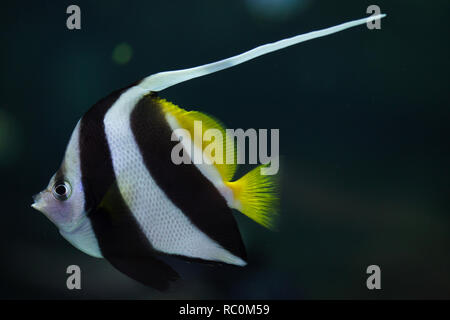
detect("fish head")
(32, 172), (85, 232)
(32, 121), (86, 232)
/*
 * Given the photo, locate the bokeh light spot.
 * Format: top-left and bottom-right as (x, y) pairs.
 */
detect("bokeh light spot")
(112, 42), (133, 65)
(246, 0), (309, 21)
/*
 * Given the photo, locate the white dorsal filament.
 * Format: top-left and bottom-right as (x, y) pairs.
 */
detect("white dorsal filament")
(139, 14), (386, 92)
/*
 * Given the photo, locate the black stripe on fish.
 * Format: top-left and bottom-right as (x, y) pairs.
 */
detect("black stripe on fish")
(79, 87), (128, 211)
(130, 94), (247, 262)
(79, 86), (178, 290)
(54, 163), (66, 184)
(90, 182), (179, 290)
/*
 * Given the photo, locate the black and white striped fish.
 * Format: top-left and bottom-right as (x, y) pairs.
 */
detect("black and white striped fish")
(31, 15), (385, 290)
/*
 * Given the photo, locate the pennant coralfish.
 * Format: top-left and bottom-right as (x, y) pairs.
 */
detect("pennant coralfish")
(31, 14), (385, 290)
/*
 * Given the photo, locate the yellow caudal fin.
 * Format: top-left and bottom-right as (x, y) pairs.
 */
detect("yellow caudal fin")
(158, 98), (237, 181)
(225, 163), (279, 229)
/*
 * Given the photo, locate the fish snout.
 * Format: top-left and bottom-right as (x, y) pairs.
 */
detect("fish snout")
(32, 192), (41, 203)
(31, 192), (45, 211)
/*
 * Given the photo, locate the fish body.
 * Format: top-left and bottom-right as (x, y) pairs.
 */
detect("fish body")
(32, 14), (385, 289)
(34, 86), (269, 289)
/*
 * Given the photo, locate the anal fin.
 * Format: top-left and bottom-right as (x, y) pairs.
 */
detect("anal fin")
(105, 251), (179, 291)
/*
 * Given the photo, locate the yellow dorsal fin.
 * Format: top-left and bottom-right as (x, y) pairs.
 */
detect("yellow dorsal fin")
(158, 98), (237, 181)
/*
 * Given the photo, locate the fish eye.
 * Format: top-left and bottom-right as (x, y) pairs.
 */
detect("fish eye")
(52, 180), (72, 201)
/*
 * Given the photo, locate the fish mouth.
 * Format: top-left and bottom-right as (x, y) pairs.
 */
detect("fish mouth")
(31, 202), (43, 212)
(31, 193), (57, 225)
(31, 192), (44, 212)
(32, 193), (40, 202)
